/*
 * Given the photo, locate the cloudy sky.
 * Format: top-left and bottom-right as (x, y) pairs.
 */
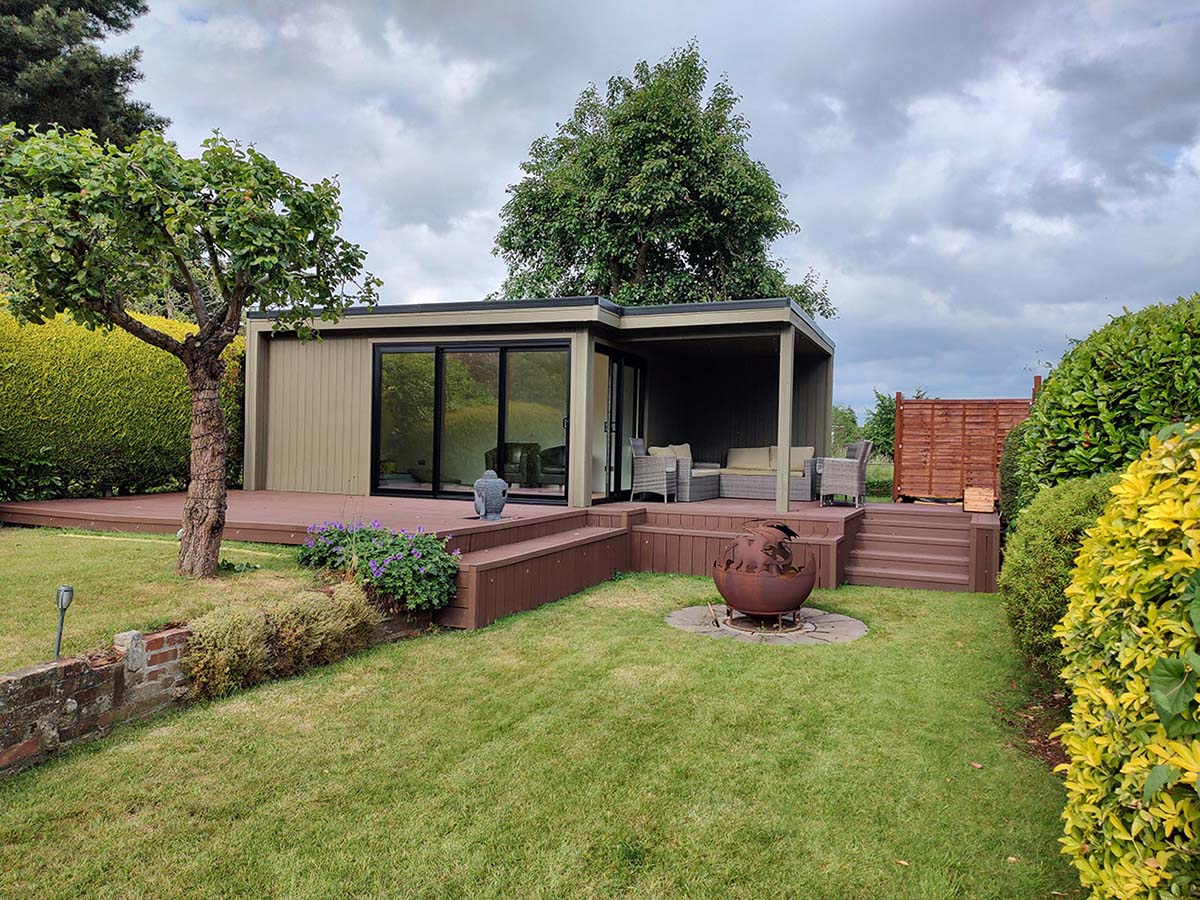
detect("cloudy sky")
(109, 1), (1200, 415)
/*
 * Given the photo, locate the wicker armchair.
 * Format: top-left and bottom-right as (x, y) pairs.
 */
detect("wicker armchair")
(630, 438), (677, 501)
(814, 440), (873, 507)
(676, 458), (720, 502)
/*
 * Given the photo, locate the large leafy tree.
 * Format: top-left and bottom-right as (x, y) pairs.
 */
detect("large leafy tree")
(0, 126), (380, 576)
(494, 44), (833, 316)
(862, 387), (928, 459)
(0, 0), (167, 146)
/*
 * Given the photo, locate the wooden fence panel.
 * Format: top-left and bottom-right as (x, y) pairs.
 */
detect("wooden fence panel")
(893, 392), (1032, 502)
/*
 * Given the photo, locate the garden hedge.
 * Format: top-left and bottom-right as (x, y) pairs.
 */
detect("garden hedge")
(997, 419), (1030, 524)
(0, 306), (244, 495)
(1015, 294), (1200, 515)
(1055, 424), (1200, 898)
(997, 471), (1119, 683)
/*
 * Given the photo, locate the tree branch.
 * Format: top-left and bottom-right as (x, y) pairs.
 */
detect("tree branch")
(202, 227), (231, 303)
(79, 294), (187, 358)
(158, 223), (209, 327)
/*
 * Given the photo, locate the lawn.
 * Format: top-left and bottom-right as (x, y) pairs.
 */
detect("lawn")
(0, 527), (312, 672)
(0, 568), (1076, 899)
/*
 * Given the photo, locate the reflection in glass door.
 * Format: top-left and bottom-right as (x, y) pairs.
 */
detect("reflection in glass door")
(373, 343), (570, 502)
(592, 349), (644, 501)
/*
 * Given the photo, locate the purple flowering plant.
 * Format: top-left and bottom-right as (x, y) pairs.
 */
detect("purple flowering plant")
(297, 519), (459, 612)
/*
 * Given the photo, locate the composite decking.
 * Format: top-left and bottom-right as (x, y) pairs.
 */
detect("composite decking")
(0, 492), (1000, 628)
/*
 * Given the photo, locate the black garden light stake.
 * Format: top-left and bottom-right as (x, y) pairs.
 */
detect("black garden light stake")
(53, 585), (73, 659)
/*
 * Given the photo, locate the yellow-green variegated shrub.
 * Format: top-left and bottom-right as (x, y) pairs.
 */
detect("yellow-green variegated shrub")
(1055, 423), (1200, 899)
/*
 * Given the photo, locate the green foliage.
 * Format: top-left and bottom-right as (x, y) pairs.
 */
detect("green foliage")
(1015, 294), (1200, 515)
(997, 419), (1031, 523)
(183, 584), (383, 700)
(0, 306), (244, 495)
(997, 472), (1119, 683)
(298, 520), (460, 613)
(831, 405), (860, 454)
(181, 604), (269, 701)
(0, 445), (62, 501)
(0, 0), (167, 147)
(1055, 424), (1200, 897)
(862, 388), (927, 459)
(0, 126), (380, 344)
(864, 459), (893, 499)
(265, 584), (382, 679)
(493, 43), (832, 317)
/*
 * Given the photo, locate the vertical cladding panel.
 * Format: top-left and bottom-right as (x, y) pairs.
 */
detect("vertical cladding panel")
(264, 335), (372, 494)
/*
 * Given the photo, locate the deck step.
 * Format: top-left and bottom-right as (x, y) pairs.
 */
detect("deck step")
(457, 525), (626, 571)
(854, 530), (970, 551)
(848, 547), (969, 571)
(843, 564), (971, 591)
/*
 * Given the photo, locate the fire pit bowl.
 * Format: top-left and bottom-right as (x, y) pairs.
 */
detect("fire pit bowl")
(711, 521), (816, 619)
(712, 565), (816, 616)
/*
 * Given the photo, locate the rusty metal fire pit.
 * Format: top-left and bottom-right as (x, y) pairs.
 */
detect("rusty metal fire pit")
(712, 521), (816, 630)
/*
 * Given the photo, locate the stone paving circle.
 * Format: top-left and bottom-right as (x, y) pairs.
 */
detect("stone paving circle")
(665, 604), (867, 645)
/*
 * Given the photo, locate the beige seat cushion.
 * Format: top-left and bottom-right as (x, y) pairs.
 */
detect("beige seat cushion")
(726, 446), (771, 469)
(668, 443), (692, 459)
(691, 467), (718, 477)
(719, 467), (808, 478)
(769, 446), (816, 469)
(648, 446), (674, 457)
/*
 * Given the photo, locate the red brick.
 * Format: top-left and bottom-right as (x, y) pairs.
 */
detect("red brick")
(161, 628), (191, 647)
(147, 649), (178, 667)
(146, 669), (162, 681)
(0, 737), (40, 768)
(143, 636), (165, 652)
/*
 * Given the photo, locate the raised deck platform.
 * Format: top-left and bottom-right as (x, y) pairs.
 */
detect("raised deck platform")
(0, 492), (999, 628)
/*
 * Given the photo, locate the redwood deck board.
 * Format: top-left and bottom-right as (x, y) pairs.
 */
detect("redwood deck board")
(1, 492), (1002, 624)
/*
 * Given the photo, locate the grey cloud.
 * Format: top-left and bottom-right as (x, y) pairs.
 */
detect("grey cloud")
(106, 0), (1200, 414)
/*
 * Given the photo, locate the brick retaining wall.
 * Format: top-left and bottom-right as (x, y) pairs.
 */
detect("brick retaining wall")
(1, 612), (429, 778)
(0, 626), (190, 775)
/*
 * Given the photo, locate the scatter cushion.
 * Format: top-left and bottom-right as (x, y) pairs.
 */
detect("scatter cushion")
(726, 446), (771, 469)
(648, 446), (675, 457)
(668, 443), (692, 459)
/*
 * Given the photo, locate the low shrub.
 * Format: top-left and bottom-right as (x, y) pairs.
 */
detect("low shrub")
(997, 419), (1030, 524)
(299, 520), (460, 612)
(1014, 293), (1200, 516)
(266, 584), (382, 678)
(0, 446), (63, 501)
(1055, 424), (1200, 897)
(183, 584), (383, 700)
(181, 604), (269, 701)
(997, 471), (1120, 683)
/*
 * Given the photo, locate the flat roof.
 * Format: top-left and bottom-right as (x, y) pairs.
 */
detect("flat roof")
(248, 296), (835, 355)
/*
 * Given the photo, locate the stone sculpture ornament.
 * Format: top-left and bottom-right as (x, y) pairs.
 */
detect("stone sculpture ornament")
(473, 470), (508, 520)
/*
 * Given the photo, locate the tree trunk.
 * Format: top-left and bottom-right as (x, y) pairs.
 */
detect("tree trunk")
(178, 356), (228, 577)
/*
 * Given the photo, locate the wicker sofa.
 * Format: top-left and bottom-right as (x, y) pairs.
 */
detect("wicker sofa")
(716, 446), (815, 502)
(638, 443), (816, 502)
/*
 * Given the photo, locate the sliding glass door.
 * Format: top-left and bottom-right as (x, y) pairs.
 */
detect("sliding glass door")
(373, 343), (570, 502)
(591, 348), (644, 502)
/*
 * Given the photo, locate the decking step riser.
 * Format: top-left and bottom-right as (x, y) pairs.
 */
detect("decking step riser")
(848, 552), (969, 577)
(854, 536), (970, 557)
(845, 572), (972, 592)
(855, 523), (971, 539)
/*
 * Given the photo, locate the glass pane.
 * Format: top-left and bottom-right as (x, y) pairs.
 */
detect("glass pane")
(504, 349), (569, 497)
(440, 350), (500, 495)
(619, 361), (640, 492)
(591, 352), (610, 498)
(377, 351), (435, 491)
